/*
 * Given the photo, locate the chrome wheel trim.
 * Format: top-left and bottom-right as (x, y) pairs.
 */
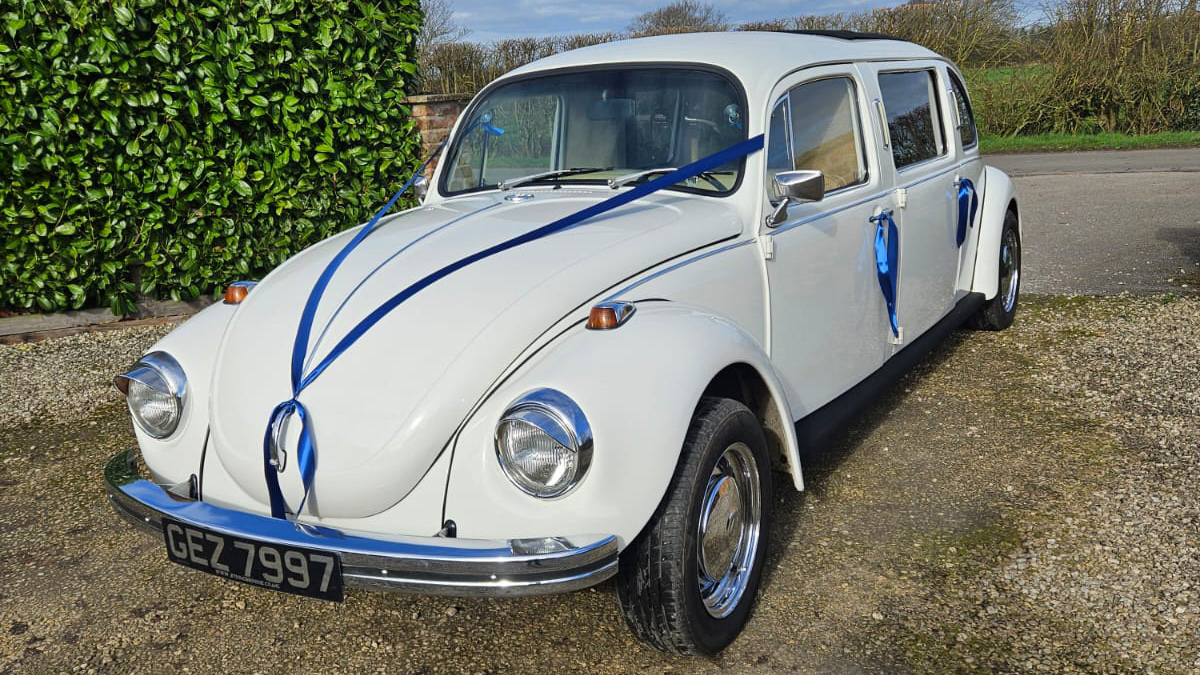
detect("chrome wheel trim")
(999, 227), (1020, 314)
(696, 441), (762, 619)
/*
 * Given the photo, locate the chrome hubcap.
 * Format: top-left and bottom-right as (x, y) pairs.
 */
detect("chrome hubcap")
(697, 442), (761, 618)
(999, 228), (1020, 313)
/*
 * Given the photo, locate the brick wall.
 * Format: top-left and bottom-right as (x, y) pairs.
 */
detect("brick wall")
(402, 94), (470, 176)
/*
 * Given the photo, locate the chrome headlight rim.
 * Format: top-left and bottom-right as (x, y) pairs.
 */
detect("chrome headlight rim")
(114, 351), (187, 439)
(494, 388), (593, 499)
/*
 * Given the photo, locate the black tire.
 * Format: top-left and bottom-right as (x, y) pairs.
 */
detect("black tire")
(970, 209), (1021, 331)
(616, 397), (772, 655)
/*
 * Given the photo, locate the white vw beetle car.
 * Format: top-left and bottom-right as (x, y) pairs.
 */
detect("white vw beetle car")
(106, 31), (1020, 654)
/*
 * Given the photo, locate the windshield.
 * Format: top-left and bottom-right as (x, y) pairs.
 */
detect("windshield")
(440, 68), (747, 196)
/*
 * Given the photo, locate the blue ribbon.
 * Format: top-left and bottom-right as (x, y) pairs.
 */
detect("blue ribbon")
(262, 399), (315, 518)
(263, 145), (444, 519)
(264, 134), (765, 519)
(871, 210), (900, 338)
(955, 177), (977, 248)
(471, 109), (506, 137)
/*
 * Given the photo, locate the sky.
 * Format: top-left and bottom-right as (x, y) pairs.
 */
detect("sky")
(449, 0), (904, 43)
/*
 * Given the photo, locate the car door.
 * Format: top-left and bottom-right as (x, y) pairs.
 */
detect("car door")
(945, 67), (987, 298)
(867, 63), (960, 344)
(761, 67), (896, 414)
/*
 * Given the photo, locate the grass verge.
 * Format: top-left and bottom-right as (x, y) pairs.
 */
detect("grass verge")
(981, 131), (1200, 154)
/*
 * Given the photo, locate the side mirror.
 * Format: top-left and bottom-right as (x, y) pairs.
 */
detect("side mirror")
(413, 174), (428, 202)
(768, 170), (824, 226)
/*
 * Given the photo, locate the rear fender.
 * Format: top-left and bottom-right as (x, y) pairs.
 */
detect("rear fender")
(970, 165), (1020, 298)
(443, 302), (801, 547)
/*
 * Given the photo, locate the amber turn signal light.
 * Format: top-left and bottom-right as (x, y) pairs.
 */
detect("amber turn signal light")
(587, 301), (636, 330)
(223, 281), (258, 305)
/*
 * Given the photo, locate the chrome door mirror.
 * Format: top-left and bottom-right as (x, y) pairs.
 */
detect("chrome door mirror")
(414, 174), (429, 202)
(773, 170), (824, 202)
(768, 170), (824, 226)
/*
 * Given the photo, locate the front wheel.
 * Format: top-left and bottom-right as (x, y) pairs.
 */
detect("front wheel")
(616, 397), (772, 655)
(971, 210), (1021, 331)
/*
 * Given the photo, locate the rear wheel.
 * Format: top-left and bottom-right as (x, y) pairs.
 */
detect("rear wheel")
(616, 397), (772, 655)
(971, 210), (1021, 330)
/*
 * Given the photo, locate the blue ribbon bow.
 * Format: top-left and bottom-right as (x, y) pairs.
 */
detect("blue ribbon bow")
(473, 109), (506, 137)
(955, 177), (978, 248)
(871, 210), (900, 338)
(263, 134), (765, 519)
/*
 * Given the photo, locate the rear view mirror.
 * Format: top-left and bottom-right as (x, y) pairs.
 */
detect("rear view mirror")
(587, 98), (635, 121)
(768, 170), (824, 225)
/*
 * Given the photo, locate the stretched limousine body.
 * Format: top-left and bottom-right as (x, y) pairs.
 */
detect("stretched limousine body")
(106, 31), (1020, 654)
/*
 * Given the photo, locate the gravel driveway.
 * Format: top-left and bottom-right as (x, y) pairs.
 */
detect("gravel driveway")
(1, 159), (1198, 673)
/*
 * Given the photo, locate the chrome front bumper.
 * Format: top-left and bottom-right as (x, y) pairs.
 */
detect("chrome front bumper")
(104, 450), (618, 597)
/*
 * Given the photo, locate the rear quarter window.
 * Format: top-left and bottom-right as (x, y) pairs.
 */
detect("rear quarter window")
(948, 71), (978, 149)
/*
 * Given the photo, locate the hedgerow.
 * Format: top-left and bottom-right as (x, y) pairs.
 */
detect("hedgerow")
(1, 0), (422, 314)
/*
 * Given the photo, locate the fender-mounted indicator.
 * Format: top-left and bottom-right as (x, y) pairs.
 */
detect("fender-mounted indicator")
(587, 301), (635, 330)
(223, 281), (258, 305)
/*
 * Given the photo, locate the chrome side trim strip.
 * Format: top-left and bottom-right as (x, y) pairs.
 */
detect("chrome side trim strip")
(894, 153), (955, 178)
(105, 450), (618, 597)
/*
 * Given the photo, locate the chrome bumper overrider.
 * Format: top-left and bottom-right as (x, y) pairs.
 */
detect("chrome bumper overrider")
(104, 450), (618, 597)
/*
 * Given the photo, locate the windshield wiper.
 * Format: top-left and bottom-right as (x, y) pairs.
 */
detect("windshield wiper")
(498, 167), (609, 191)
(608, 167), (728, 191)
(608, 167), (676, 189)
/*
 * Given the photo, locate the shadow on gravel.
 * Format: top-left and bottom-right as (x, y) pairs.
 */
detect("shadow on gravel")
(761, 329), (972, 586)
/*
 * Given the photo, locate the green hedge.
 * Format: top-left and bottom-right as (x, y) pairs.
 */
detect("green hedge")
(1, 0), (422, 314)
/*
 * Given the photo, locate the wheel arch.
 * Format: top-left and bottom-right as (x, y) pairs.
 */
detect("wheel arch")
(970, 165), (1021, 299)
(1007, 197), (1021, 236)
(442, 302), (803, 547)
(701, 362), (803, 488)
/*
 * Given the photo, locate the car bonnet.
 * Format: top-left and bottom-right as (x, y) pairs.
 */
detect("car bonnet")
(206, 188), (742, 519)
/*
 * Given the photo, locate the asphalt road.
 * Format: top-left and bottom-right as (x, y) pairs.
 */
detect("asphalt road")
(987, 148), (1200, 295)
(1, 150), (1198, 674)
(987, 147), (1200, 177)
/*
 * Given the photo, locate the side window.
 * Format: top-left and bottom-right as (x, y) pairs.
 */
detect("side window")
(764, 97), (792, 196)
(948, 71), (977, 149)
(787, 78), (867, 192)
(878, 70), (946, 169)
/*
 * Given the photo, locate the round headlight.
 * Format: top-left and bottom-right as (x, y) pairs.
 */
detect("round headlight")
(495, 389), (592, 498)
(115, 352), (187, 439)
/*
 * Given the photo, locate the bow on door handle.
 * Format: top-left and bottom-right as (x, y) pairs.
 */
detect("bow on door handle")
(954, 177), (978, 248)
(869, 208), (901, 342)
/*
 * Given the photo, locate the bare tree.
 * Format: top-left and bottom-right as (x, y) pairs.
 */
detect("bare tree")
(628, 1), (729, 36)
(418, 0), (471, 56)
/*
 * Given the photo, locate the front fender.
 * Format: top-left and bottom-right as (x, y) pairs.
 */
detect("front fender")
(443, 302), (800, 547)
(970, 165), (1020, 299)
(127, 301), (237, 486)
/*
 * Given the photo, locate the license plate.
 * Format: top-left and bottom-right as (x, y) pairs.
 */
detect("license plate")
(161, 517), (344, 602)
